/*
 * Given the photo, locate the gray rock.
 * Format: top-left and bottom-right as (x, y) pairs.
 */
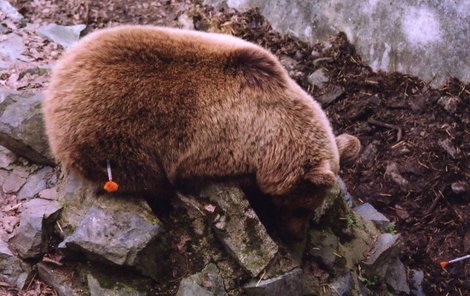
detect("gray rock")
(18, 66), (50, 81)
(310, 49), (321, 58)
(0, 145), (17, 169)
(437, 96), (460, 114)
(451, 181), (469, 195)
(203, 0), (228, 10)
(312, 182), (342, 223)
(451, 181), (469, 202)
(316, 85), (344, 106)
(0, 33), (26, 69)
(176, 264), (227, 296)
(55, 172), (96, 236)
(354, 203), (389, 223)
(178, 13), (195, 30)
(220, 0), (470, 87)
(385, 162), (409, 190)
(87, 272), (149, 296)
(363, 233), (401, 278)
(364, 233), (400, 266)
(2, 166), (28, 193)
(244, 268), (303, 296)
(0, 0), (23, 21)
(59, 202), (164, 279)
(438, 138), (458, 159)
(0, 240), (31, 289)
(410, 269), (425, 296)
(358, 141), (379, 168)
(37, 24), (86, 49)
(279, 55), (298, 73)
(200, 184), (279, 277)
(12, 198), (62, 258)
(307, 228), (338, 270)
(37, 263), (83, 296)
(39, 187), (59, 201)
(337, 177), (353, 207)
(0, 89), (54, 165)
(17, 166), (54, 200)
(337, 224), (380, 272)
(385, 258), (410, 294)
(177, 280), (213, 296)
(354, 203), (392, 231)
(307, 69), (329, 89)
(329, 272), (352, 296)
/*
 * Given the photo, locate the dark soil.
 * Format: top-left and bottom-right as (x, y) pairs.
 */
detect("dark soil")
(7, 0), (470, 295)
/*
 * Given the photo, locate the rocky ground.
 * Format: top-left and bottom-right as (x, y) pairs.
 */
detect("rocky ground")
(0, 0), (469, 295)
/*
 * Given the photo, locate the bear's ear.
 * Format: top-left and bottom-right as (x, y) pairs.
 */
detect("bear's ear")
(304, 162), (337, 187)
(231, 47), (287, 89)
(336, 134), (361, 165)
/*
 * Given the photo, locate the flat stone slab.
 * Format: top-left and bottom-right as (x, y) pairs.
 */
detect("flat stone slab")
(59, 206), (161, 266)
(354, 203), (389, 222)
(57, 178), (166, 281)
(200, 184), (279, 277)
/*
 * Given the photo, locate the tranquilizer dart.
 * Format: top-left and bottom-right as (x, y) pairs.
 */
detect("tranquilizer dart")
(440, 254), (470, 268)
(104, 160), (119, 192)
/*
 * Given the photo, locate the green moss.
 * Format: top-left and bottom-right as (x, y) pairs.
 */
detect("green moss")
(384, 223), (397, 234)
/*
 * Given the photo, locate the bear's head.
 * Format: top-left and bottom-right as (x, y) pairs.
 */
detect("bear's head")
(275, 133), (361, 240)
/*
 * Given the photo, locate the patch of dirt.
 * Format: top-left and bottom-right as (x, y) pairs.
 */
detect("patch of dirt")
(11, 0), (193, 29)
(4, 1), (470, 295)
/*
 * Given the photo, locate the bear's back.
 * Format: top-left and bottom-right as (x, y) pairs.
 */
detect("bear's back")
(43, 26), (291, 191)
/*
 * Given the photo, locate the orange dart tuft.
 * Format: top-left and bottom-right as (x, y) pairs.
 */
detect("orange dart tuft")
(104, 180), (119, 192)
(440, 261), (448, 269)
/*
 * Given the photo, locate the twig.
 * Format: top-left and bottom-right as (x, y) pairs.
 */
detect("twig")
(256, 270), (267, 287)
(176, 192), (205, 215)
(0, 281), (11, 287)
(9, 202), (23, 211)
(425, 191), (443, 215)
(25, 272), (36, 291)
(42, 257), (63, 266)
(368, 118), (402, 142)
(56, 221), (63, 233)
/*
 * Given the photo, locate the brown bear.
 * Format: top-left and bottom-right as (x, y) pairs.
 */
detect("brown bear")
(43, 26), (360, 239)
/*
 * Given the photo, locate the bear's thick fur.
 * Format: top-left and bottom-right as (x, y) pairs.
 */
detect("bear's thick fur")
(43, 26), (360, 238)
